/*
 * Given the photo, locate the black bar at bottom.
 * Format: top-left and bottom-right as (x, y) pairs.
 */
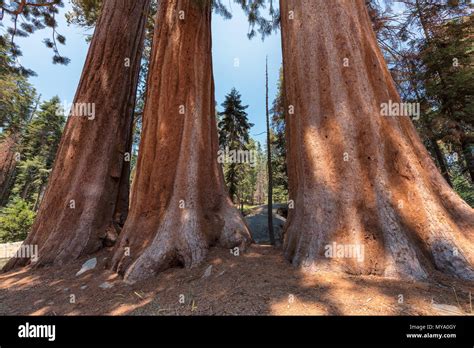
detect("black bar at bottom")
(0, 316), (472, 346)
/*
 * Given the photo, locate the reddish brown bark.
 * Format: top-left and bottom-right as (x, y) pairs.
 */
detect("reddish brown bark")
(3, 0), (150, 270)
(110, 0), (252, 282)
(0, 133), (18, 206)
(280, 0), (474, 280)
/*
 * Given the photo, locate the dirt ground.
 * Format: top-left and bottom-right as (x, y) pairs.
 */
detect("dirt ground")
(0, 244), (472, 316)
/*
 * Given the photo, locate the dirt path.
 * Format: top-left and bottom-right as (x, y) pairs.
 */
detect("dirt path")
(244, 204), (286, 243)
(0, 245), (472, 315)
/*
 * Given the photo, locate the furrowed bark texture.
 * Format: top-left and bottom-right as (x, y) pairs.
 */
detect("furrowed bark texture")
(0, 133), (18, 206)
(110, 0), (252, 282)
(280, 0), (474, 280)
(3, 0), (150, 270)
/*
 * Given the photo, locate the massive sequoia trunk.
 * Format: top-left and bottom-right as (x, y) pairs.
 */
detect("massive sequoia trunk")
(0, 133), (18, 206)
(280, 0), (474, 280)
(3, 0), (150, 271)
(110, 0), (252, 282)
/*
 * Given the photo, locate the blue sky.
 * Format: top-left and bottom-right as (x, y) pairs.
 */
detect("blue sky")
(5, 3), (282, 146)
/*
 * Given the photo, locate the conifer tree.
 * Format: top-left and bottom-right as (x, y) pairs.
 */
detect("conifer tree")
(218, 88), (254, 203)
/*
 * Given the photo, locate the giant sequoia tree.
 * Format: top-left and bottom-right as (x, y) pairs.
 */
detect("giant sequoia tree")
(279, 0), (474, 280)
(3, 0), (150, 270)
(110, 0), (252, 282)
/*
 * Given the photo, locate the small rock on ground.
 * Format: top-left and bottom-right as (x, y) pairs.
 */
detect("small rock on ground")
(99, 282), (114, 289)
(202, 265), (212, 278)
(76, 258), (97, 276)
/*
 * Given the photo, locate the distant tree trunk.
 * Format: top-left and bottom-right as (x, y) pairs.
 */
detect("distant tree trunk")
(110, 0), (252, 282)
(3, 0), (150, 271)
(20, 180), (32, 200)
(112, 118), (134, 228)
(266, 57), (275, 245)
(0, 133), (18, 206)
(430, 138), (453, 187)
(280, 0), (474, 280)
(33, 184), (46, 212)
(461, 134), (474, 183)
(228, 163), (237, 203)
(407, 68), (453, 188)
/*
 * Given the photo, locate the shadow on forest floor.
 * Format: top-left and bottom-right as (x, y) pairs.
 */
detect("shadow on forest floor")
(0, 244), (472, 315)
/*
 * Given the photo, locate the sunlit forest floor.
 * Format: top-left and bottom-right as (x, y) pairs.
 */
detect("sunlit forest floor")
(0, 244), (472, 316)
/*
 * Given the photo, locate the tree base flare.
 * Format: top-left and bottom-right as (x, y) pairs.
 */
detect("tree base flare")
(107, 0), (252, 282)
(111, 199), (251, 283)
(279, 0), (474, 281)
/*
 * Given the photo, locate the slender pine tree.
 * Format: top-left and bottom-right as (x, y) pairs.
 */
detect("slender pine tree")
(218, 88), (253, 203)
